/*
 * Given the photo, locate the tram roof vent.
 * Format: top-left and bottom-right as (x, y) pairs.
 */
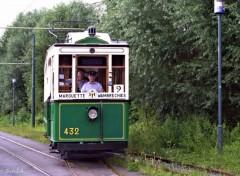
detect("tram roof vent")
(88, 26), (96, 36)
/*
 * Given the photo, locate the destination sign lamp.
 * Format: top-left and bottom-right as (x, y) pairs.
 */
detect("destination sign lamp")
(214, 0), (225, 14)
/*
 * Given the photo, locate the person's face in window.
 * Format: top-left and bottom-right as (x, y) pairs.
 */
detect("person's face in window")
(88, 75), (96, 83)
(77, 71), (84, 80)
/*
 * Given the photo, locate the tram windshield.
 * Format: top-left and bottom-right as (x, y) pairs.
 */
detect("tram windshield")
(57, 54), (127, 100)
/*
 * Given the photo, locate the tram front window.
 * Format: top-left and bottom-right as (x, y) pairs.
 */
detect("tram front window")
(75, 55), (126, 94)
(76, 56), (107, 92)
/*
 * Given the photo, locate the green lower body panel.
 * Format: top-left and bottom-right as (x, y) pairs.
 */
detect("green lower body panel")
(44, 101), (51, 137)
(49, 101), (129, 143)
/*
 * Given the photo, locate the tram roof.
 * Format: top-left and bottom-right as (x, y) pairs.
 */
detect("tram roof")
(65, 30), (128, 45)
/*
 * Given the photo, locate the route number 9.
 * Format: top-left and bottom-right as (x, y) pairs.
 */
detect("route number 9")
(114, 84), (124, 93)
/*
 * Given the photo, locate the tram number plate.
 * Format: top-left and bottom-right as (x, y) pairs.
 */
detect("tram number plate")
(64, 128), (79, 135)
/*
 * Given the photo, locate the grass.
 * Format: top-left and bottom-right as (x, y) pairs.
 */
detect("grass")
(127, 115), (240, 175)
(105, 155), (180, 176)
(0, 124), (49, 144)
(105, 155), (210, 176)
(0, 113), (49, 144)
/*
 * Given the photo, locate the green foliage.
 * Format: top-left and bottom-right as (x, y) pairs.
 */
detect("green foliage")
(15, 108), (30, 124)
(36, 114), (44, 125)
(0, 118), (49, 144)
(129, 113), (216, 155)
(0, 1), (98, 114)
(1, 0), (240, 124)
(105, 156), (182, 176)
(128, 112), (240, 174)
(221, 141), (240, 173)
(178, 116), (216, 153)
(156, 117), (180, 149)
(0, 114), (11, 125)
(0, 109), (30, 125)
(100, 0), (240, 124)
(129, 107), (220, 154)
(230, 123), (240, 141)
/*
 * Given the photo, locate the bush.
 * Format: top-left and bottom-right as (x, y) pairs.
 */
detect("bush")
(156, 117), (180, 149)
(128, 114), (222, 156)
(15, 108), (30, 124)
(129, 121), (154, 152)
(230, 123), (240, 142)
(0, 114), (11, 125)
(178, 115), (216, 153)
(36, 114), (44, 125)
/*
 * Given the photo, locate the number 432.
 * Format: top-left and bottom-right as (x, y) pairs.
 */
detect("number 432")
(64, 128), (79, 135)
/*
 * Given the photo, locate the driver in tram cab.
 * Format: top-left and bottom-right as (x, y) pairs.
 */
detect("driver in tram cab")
(81, 70), (104, 93)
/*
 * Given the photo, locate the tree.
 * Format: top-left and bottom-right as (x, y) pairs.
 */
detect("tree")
(0, 10), (44, 113)
(100, 0), (240, 124)
(0, 0), (98, 114)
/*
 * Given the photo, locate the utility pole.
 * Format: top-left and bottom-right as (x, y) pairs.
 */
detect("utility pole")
(31, 34), (35, 128)
(12, 78), (16, 126)
(214, 0), (225, 154)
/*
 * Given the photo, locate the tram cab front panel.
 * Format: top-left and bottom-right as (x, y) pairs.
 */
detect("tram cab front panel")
(49, 101), (129, 143)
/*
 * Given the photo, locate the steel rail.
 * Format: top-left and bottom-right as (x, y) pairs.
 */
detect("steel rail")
(129, 152), (236, 176)
(111, 152), (191, 175)
(0, 135), (80, 176)
(0, 145), (53, 176)
(0, 135), (94, 176)
(0, 135), (61, 161)
(64, 160), (78, 176)
(99, 159), (124, 176)
(0, 134), (128, 176)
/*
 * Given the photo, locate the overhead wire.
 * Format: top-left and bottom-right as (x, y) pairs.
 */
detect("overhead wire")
(0, 26), (84, 31)
(22, 0), (38, 13)
(0, 1), (102, 34)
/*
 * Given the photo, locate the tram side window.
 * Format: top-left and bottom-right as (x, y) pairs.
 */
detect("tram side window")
(59, 55), (72, 93)
(77, 56), (107, 92)
(112, 55), (125, 89)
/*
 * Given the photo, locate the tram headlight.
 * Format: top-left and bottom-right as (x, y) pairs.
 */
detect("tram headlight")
(87, 107), (98, 120)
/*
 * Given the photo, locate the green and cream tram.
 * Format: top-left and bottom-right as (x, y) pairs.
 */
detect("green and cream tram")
(43, 26), (129, 158)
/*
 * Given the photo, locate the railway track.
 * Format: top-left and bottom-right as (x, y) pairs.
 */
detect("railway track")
(0, 145), (53, 176)
(0, 135), (77, 176)
(1, 132), (236, 176)
(0, 143), (109, 176)
(126, 152), (237, 176)
(0, 135), (61, 161)
(0, 133), (125, 176)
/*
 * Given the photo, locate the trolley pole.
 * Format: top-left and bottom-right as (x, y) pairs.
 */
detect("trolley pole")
(214, 0), (225, 154)
(31, 34), (35, 128)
